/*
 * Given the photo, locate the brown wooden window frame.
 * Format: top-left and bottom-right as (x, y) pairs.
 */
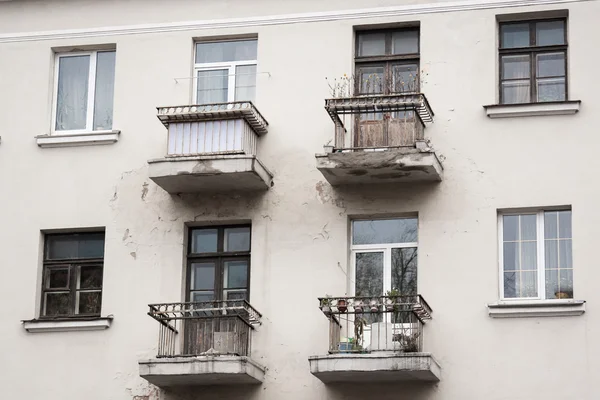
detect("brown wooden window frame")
(186, 225), (251, 303)
(40, 232), (105, 319)
(499, 18), (568, 105)
(354, 28), (421, 96)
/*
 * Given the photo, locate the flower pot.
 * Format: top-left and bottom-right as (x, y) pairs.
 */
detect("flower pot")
(354, 300), (364, 313)
(337, 299), (348, 313)
(369, 300), (379, 312)
(385, 298), (395, 312)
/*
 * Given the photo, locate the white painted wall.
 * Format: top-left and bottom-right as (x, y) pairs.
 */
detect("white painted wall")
(0, 0), (598, 399)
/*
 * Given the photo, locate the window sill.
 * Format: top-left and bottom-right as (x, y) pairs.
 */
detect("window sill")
(487, 300), (585, 318)
(35, 130), (120, 148)
(22, 316), (113, 332)
(483, 101), (581, 118)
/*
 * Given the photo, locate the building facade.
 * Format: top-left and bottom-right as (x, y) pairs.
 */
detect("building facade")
(0, 0), (597, 399)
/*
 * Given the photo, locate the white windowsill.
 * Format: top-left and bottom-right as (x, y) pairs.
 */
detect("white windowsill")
(22, 316), (113, 332)
(487, 300), (585, 318)
(483, 101), (581, 118)
(35, 130), (120, 148)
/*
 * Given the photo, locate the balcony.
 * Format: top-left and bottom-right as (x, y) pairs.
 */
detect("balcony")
(139, 300), (265, 387)
(315, 94), (442, 185)
(148, 102), (273, 194)
(309, 295), (440, 384)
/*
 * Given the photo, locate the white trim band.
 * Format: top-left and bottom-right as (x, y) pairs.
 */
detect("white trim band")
(0, 0), (591, 43)
(36, 130), (120, 148)
(23, 318), (112, 333)
(488, 300), (585, 318)
(484, 101), (581, 118)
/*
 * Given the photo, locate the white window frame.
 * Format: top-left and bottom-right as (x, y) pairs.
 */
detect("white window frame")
(193, 40), (257, 104)
(498, 209), (573, 301)
(349, 220), (418, 297)
(52, 51), (113, 135)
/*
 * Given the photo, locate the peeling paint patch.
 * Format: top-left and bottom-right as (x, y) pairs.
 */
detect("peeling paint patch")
(130, 252), (137, 260)
(141, 182), (149, 201)
(122, 229), (130, 242)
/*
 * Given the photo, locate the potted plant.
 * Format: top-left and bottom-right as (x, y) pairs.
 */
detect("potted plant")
(385, 289), (400, 312)
(337, 298), (348, 313)
(354, 298), (364, 313)
(320, 295), (332, 314)
(369, 298), (379, 312)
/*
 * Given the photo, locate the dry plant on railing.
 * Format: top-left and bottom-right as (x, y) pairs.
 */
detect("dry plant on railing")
(326, 69), (428, 98)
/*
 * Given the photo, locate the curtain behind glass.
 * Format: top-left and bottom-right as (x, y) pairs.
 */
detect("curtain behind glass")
(56, 55), (90, 131)
(93, 51), (116, 130)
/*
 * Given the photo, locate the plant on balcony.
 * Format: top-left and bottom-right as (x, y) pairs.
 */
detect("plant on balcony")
(320, 295), (332, 314)
(326, 69), (428, 98)
(385, 289), (400, 312)
(354, 316), (367, 351)
(337, 299), (348, 313)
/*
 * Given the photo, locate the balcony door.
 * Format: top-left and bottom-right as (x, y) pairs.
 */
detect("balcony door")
(354, 29), (420, 149)
(185, 226), (251, 355)
(350, 218), (418, 351)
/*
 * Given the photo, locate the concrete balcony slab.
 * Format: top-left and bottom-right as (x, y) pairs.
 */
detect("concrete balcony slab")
(139, 356), (266, 387)
(309, 353), (441, 383)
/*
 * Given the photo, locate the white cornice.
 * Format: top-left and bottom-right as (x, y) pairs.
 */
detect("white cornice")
(0, 0), (593, 43)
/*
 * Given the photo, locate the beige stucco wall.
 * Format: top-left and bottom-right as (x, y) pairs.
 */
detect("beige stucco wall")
(0, 0), (598, 399)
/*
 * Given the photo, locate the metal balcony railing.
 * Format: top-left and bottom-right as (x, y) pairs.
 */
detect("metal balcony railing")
(156, 101), (268, 157)
(147, 300), (262, 358)
(324, 94), (434, 151)
(317, 295), (432, 354)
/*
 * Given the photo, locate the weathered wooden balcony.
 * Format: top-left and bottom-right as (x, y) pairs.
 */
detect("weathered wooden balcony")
(308, 295), (440, 384)
(315, 94), (443, 185)
(139, 300), (265, 387)
(148, 102), (273, 194)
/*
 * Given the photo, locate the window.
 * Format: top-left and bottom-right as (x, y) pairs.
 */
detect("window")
(351, 218), (418, 298)
(499, 210), (573, 300)
(194, 39), (257, 104)
(53, 51), (116, 132)
(354, 29), (420, 148)
(41, 232), (105, 317)
(187, 226), (251, 302)
(499, 19), (567, 104)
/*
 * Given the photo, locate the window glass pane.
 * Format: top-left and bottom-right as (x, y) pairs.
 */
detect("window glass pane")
(520, 271), (538, 297)
(235, 65), (256, 102)
(391, 248), (417, 295)
(191, 229), (218, 253)
(521, 242), (537, 270)
(392, 63), (419, 93)
(537, 53), (565, 77)
(192, 291), (214, 302)
(44, 292), (70, 316)
(558, 211), (572, 238)
(392, 30), (419, 54)
(56, 55), (90, 131)
(355, 252), (384, 297)
(224, 227), (250, 252)
(191, 262), (215, 290)
(46, 268), (69, 289)
(545, 269), (559, 299)
(536, 20), (565, 46)
(358, 65), (384, 94)
(559, 240), (573, 269)
(520, 214), (537, 240)
(503, 215), (519, 241)
(357, 32), (386, 56)
(46, 233), (105, 260)
(352, 218), (418, 245)
(545, 240), (558, 269)
(501, 80), (530, 104)
(503, 242), (519, 271)
(195, 40), (257, 63)
(504, 272), (518, 298)
(224, 260), (248, 289)
(196, 69), (228, 104)
(537, 77), (565, 102)
(93, 51), (116, 130)
(500, 23), (530, 48)
(501, 55), (530, 79)
(79, 265), (103, 289)
(78, 291), (101, 314)
(226, 290), (247, 301)
(544, 211), (558, 239)
(558, 269), (573, 298)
